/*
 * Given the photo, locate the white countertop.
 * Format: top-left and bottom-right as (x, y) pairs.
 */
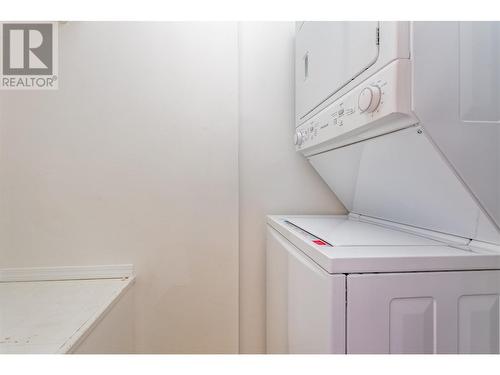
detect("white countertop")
(0, 277), (133, 354)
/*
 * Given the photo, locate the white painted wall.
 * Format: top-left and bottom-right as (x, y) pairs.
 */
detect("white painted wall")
(0, 22), (344, 354)
(238, 22), (345, 354)
(0, 22), (239, 353)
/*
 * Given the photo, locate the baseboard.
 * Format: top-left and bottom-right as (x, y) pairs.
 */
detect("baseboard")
(0, 264), (134, 282)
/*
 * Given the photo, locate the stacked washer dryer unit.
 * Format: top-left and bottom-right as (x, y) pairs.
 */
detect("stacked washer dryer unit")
(266, 22), (500, 354)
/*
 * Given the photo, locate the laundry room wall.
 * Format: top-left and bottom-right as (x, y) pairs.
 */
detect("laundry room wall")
(238, 22), (345, 354)
(0, 22), (239, 353)
(0, 21), (345, 355)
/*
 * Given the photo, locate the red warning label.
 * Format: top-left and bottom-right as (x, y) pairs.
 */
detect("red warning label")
(312, 239), (327, 246)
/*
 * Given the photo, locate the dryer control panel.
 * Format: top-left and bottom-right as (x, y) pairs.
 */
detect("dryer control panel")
(295, 59), (417, 156)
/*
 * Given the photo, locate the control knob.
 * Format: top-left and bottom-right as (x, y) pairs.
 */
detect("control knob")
(358, 85), (381, 113)
(294, 131), (304, 146)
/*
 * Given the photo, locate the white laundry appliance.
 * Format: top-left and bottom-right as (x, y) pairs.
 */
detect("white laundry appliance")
(266, 21), (500, 354)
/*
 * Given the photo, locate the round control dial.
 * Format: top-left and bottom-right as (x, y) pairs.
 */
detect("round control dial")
(294, 131), (304, 146)
(358, 85), (381, 113)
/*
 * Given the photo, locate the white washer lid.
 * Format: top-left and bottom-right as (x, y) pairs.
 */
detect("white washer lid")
(287, 215), (441, 246)
(268, 215), (500, 273)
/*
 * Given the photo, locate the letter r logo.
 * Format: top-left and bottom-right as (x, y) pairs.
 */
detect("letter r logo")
(2, 23), (53, 75)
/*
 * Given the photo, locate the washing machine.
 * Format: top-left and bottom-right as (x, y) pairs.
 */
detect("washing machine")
(267, 214), (500, 354)
(266, 22), (500, 354)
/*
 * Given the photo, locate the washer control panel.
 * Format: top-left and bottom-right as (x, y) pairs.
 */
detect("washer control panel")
(295, 60), (414, 153)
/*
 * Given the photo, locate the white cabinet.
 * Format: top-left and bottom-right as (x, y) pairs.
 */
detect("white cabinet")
(347, 270), (500, 354)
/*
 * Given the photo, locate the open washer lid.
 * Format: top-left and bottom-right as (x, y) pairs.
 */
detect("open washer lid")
(267, 215), (500, 274)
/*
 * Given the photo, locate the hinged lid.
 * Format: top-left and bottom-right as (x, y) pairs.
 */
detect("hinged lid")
(268, 215), (500, 274)
(287, 216), (440, 247)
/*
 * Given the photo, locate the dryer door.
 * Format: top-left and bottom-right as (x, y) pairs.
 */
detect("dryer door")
(295, 21), (380, 124)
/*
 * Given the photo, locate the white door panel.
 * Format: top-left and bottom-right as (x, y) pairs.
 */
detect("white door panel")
(347, 270), (500, 354)
(295, 22), (379, 122)
(458, 294), (499, 354)
(389, 297), (435, 354)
